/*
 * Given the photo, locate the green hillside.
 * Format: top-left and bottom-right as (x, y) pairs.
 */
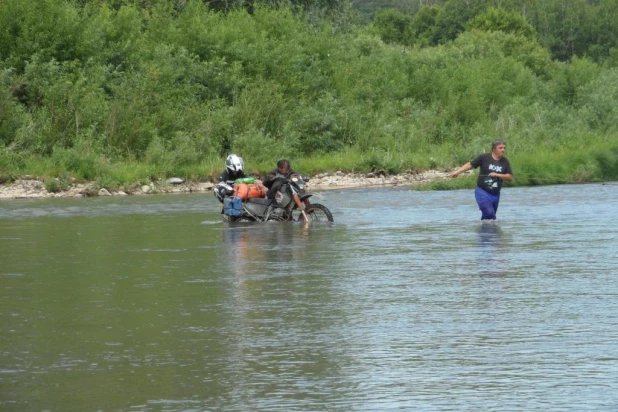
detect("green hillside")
(1, 0), (617, 192)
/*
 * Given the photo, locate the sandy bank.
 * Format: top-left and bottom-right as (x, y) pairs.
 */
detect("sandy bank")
(0, 170), (453, 200)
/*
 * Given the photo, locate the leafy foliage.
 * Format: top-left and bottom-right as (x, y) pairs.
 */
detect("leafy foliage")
(370, 8), (411, 45)
(467, 7), (536, 39)
(364, 0), (618, 64)
(1, 0), (618, 186)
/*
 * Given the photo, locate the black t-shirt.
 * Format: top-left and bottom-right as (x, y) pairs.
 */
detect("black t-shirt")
(264, 168), (295, 188)
(470, 153), (513, 194)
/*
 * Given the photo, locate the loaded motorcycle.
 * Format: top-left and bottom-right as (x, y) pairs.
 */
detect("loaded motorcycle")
(216, 174), (334, 223)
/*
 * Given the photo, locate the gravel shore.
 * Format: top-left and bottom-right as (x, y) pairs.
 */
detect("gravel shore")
(0, 170), (452, 200)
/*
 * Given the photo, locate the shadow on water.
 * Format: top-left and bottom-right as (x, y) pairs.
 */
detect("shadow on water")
(475, 221), (512, 278)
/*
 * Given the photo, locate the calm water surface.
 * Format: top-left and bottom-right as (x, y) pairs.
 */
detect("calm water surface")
(1, 183), (618, 411)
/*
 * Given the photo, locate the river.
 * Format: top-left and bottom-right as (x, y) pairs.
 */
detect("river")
(1, 183), (617, 411)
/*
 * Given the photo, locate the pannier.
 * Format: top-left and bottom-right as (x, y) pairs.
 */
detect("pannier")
(223, 196), (243, 216)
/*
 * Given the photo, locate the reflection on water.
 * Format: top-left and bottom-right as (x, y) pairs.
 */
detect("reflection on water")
(1, 184), (618, 410)
(476, 222), (511, 278)
(477, 220), (504, 246)
(221, 222), (314, 279)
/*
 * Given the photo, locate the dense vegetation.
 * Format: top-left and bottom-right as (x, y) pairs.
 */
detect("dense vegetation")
(1, 0), (617, 193)
(366, 0), (618, 63)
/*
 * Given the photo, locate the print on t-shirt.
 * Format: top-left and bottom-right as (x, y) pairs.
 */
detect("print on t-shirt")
(471, 154), (512, 195)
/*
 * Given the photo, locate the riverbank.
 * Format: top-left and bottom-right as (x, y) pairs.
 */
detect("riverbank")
(0, 170), (453, 200)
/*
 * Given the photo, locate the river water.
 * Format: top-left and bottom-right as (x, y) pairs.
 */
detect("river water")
(1, 183), (617, 411)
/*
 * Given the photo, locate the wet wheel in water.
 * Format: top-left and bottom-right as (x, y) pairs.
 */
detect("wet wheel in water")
(297, 203), (334, 223)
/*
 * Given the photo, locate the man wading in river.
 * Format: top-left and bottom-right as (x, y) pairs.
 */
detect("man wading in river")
(449, 139), (514, 220)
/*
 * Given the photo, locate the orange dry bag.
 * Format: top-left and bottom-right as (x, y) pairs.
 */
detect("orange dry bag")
(233, 180), (267, 200)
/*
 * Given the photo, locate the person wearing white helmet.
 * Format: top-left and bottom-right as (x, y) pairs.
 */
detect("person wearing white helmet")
(219, 154), (246, 184)
(214, 154), (246, 204)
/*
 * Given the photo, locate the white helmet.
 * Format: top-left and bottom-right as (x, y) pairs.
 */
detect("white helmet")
(225, 154), (244, 174)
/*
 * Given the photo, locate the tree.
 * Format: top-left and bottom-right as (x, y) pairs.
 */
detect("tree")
(467, 7), (536, 39)
(371, 8), (412, 45)
(204, 0), (351, 15)
(407, 5), (442, 47)
(429, 0), (489, 44)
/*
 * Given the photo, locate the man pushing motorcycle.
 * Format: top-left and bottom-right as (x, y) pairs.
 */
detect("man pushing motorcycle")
(215, 157), (334, 223)
(264, 159), (296, 199)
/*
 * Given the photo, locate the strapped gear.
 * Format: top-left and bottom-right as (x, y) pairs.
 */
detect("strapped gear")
(225, 154), (244, 175)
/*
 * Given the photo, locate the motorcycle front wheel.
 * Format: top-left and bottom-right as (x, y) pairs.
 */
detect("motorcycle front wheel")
(234, 216), (255, 223)
(297, 203), (334, 223)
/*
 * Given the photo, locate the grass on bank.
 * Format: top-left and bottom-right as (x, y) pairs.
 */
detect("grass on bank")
(2, 141), (618, 194)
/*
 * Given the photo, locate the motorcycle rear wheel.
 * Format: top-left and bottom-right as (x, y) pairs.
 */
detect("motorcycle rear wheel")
(297, 203), (334, 223)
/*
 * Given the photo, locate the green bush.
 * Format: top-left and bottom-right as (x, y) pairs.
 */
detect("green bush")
(575, 67), (618, 131)
(44, 177), (69, 193)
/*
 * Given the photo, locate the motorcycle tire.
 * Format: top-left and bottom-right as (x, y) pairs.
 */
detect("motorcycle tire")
(297, 203), (334, 223)
(234, 216), (255, 223)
